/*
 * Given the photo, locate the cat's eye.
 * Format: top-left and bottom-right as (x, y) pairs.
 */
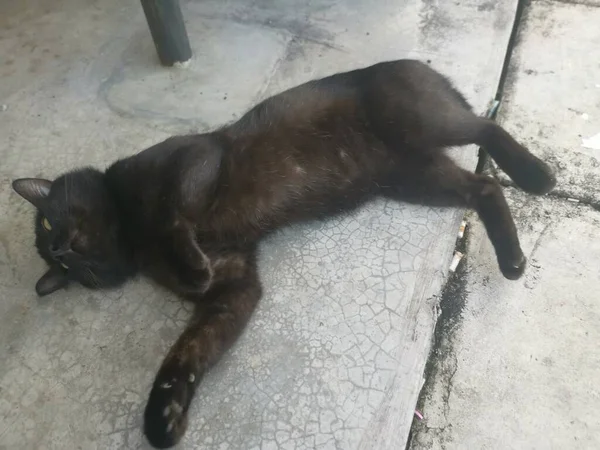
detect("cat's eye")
(41, 217), (52, 231)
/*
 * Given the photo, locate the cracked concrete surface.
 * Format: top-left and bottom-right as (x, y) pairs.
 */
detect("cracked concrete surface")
(1, 0), (520, 448)
(411, 1), (600, 448)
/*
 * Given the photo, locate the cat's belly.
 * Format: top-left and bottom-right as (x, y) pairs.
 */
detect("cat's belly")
(206, 127), (395, 238)
(239, 171), (381, 237)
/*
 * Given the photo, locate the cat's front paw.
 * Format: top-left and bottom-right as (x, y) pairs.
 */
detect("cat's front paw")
(144, 367), (198, 448)
(176, 262), (212, 295)
(169, 230), (213, 295)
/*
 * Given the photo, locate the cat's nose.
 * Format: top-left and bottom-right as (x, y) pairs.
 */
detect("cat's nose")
(49, 244), (69, 258)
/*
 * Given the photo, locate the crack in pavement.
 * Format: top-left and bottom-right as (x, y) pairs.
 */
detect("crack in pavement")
(496, 177), (600, 212)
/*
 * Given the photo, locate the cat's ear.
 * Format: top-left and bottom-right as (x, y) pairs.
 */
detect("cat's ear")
(12, 178), (52, 209)
(35, 266), (69, 296)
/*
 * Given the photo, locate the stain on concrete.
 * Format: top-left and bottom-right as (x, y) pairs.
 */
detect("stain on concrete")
(418, 0), (454, 47)
(478, 1), (496, 12)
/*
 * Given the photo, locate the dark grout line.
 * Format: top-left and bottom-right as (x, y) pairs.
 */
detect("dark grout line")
(476, 0), (529, 174)
(493, 0), (529, 104)
(533, 0), (600, 7)
(497, 178), (600, 211)
(548, 191), (600, 211)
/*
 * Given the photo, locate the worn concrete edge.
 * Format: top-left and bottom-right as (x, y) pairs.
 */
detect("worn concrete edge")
(405, 0), (528, 447)
(405, 220), (472, 449)
(357, 209), (461, 450)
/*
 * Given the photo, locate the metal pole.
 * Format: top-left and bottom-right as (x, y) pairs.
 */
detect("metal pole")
(140, 0), (192, 66)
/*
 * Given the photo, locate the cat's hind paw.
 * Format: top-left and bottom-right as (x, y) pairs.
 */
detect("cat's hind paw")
(514, 159), (557, 195)
(499, 253), (527, 280)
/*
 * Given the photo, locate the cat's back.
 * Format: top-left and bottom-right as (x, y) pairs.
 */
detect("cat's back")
(225, 59), (467, 137)
(225, 76), (360, 139)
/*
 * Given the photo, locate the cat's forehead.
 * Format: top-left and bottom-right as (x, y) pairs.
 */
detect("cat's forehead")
(47, 177), (86, 206)
(48, 169), (105, 204)
(52, 171), (90, 190)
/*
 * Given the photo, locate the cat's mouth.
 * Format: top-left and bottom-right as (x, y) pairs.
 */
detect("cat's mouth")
(50, 251), (72, 271)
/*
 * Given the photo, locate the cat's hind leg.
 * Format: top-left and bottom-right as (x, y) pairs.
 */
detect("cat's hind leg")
(387, 153), (526, 280)
(368, 63), (556, 195)
(437, 117), (556, 196)
(144, 252), (261, 448)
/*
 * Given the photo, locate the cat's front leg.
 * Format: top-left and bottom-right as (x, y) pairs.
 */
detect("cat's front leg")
(144, 255), (261, 448)
(161, 221), (214, 295)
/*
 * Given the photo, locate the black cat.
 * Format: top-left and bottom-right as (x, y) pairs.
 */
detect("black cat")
(12, 59), (555, 448)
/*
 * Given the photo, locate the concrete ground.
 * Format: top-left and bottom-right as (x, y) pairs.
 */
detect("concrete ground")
(3, 0), (593, 449)
(410, 1), (600, 449)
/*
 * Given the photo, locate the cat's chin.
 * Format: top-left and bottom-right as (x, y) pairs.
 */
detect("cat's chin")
(36, 265), (69, 296)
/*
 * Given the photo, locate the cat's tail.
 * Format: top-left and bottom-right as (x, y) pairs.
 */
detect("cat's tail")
(472, 119), (556, 195)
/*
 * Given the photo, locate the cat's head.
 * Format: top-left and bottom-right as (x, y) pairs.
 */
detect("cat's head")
(13, 168), (136, 296)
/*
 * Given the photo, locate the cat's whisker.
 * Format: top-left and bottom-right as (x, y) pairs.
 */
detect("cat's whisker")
(65, 172), (70, 217)
(84, 266), (102, 289)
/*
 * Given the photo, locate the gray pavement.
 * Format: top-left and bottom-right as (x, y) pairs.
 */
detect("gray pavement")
(411, 191), (600, 449)
(2, 0), (579, 449)
(410, 1), (600, 448)
(494, 0), (600, 204)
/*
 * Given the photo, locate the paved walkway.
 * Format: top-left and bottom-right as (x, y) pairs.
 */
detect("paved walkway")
(1, 1), (520, 448)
